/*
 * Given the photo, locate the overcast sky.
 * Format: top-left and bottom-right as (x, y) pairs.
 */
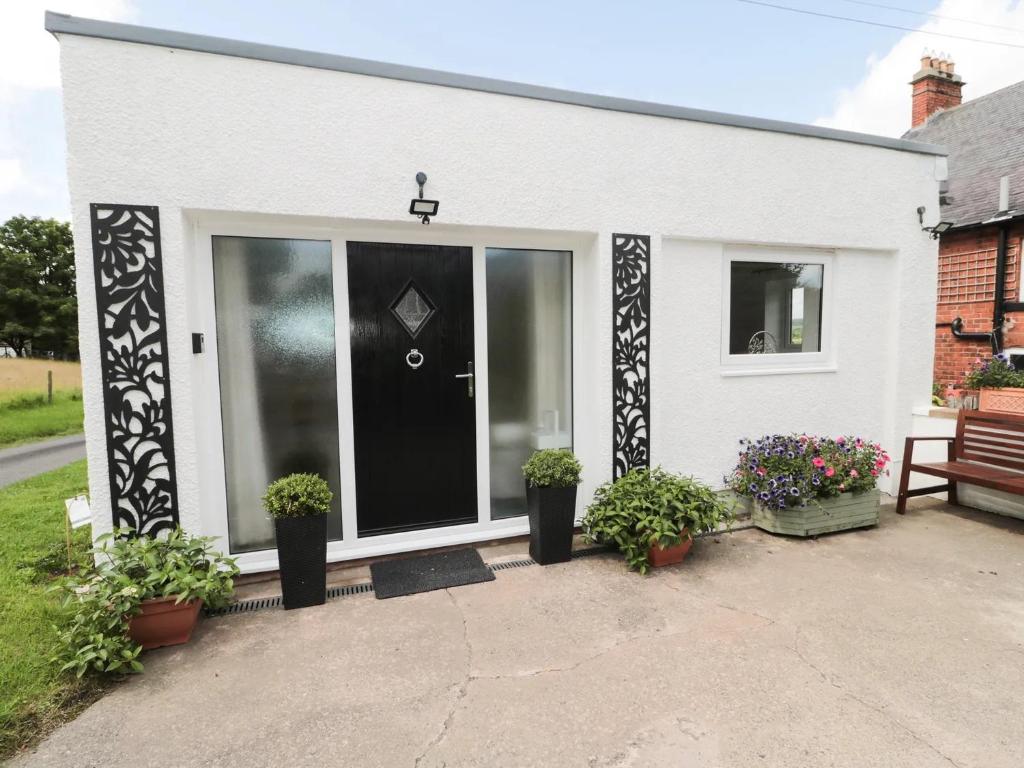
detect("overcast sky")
(2, 0), (1023, 222)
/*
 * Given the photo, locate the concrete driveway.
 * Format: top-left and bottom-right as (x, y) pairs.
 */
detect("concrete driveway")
(13, 499), (1024, 768)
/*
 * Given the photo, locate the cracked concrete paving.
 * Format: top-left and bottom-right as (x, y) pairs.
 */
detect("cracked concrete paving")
(12, 498), (1024, 768)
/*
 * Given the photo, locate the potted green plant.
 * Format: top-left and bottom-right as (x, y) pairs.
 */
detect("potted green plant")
(582, 468), (732, 574)
(727, 434), (891, 537)
(54, 528), (238, 675)
(263, 473), (333, 609)
(965, 353), (1024, 413)
(522, 449), (583, 565)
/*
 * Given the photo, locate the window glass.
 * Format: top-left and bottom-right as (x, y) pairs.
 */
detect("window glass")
(213, 236), (343, 553)
(486, 248), (572, 519)
(729, 261), (823, 355)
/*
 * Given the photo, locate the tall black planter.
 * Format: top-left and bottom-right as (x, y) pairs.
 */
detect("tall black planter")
(274, 514), (327, 610)
(526, 484), (578, 565)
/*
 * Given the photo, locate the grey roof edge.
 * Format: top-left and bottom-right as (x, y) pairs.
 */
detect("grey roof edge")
(46, 11), (945, 157)
(950, 210), (1024, 232)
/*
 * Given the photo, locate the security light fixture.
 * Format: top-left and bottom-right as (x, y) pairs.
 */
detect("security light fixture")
(410, 171), (439, 225)
(917, 206), (953, 239)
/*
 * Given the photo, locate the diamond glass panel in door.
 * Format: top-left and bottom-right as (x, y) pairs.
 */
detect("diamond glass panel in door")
(390, 281), (435, 338)
(486, 248), (572, 519)
(212, 236), (343, 553)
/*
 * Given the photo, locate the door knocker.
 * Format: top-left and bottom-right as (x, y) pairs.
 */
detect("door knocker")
(406, 348), (424, 369)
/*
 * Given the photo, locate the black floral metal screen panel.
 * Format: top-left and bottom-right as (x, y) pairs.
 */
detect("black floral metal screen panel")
(613, 234), (650, 479)
(90, 204), (179, 534)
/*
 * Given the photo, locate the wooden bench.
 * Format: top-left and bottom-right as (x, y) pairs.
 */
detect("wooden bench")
(897, 409), (1024, 514)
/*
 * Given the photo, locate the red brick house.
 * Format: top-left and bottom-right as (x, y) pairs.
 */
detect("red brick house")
(903, 55), (1024, 388)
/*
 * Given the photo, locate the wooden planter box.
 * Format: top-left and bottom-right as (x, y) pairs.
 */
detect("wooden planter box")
(753, 489), (880, 537)
(979, 387), (1024, 414)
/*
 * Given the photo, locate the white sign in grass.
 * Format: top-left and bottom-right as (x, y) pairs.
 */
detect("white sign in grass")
(65, 495), (91, 529)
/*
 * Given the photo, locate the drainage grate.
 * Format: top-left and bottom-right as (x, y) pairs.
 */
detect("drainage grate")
(326, 582), (375, 599)
(208, 595), (282, 616)
(210, 582), (374, 616)
(488, 557), (536, 571)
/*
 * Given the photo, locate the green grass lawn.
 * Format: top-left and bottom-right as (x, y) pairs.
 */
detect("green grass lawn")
(0, 391), (84, 449)
(0, 460), (105, 759)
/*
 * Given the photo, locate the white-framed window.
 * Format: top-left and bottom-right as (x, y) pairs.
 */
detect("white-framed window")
(720, 246), (835, 375)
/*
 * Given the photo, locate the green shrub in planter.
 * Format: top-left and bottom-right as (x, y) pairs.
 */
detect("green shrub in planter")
(522, 450), (583, 565)
(263, 473), (333, 609)
(53, 528), (238, 677)
(523, 449), (582, 488)
(583, 468), (733, 574)
(262, 473), (333, 518)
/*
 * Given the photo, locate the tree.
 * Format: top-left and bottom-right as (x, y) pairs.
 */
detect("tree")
(0, 216), (77, 358)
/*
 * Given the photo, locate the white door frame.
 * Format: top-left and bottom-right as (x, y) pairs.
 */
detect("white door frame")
(189, 213), (594, 573)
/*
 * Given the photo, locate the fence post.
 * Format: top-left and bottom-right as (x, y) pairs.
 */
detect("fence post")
(48, 370), (53, 404)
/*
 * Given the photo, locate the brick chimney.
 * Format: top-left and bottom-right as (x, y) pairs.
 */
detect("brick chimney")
(911, 52), (964, 127)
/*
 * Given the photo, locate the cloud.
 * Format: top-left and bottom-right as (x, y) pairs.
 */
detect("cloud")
(0, 0), (137, 94)
(0, 158), (28, 196)
(815, 0), (1024, 137)
(0, 1), (137, 220)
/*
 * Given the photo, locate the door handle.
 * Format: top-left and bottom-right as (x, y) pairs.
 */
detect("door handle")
(454, 361), (474, 398)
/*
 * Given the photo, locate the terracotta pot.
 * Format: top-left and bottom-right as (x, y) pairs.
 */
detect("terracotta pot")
(128, 596), (203, 650)
(979, 387), (1024, 414)
(647, 536), (693, 568)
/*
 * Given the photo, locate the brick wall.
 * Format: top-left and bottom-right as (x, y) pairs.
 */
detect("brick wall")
(911, 76), (963, 128)
(934, 223), (1024, 387)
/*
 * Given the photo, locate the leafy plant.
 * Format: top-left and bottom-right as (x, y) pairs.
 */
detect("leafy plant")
(727, 434), (891, 511)
(262, 473), (333, 518)
(522, 449), (582, 488)
(582, 468), (733, 574)
(963, 353), (1024, 390)
(52, 528), (239, 677)
(52, 576), (144, 678)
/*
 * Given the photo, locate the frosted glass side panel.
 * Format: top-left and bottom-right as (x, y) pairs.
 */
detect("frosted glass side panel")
(486, 248), (572, 519)
(212, 236), (342, 553)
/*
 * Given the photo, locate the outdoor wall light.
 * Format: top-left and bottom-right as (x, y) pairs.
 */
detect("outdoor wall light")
(917, 206), (954, 239)
(409, 171), (439, 225)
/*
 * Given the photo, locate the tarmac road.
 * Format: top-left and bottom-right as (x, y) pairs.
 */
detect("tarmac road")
(0, 434), (86, 488)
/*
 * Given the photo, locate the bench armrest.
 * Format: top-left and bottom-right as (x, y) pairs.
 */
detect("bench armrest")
(903, 435), (956, 466)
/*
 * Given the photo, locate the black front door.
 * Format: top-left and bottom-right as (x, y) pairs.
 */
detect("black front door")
(347, 242), (477, 536)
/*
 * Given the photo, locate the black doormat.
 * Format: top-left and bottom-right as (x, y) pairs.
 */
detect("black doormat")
(370, 548), (495, 599)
